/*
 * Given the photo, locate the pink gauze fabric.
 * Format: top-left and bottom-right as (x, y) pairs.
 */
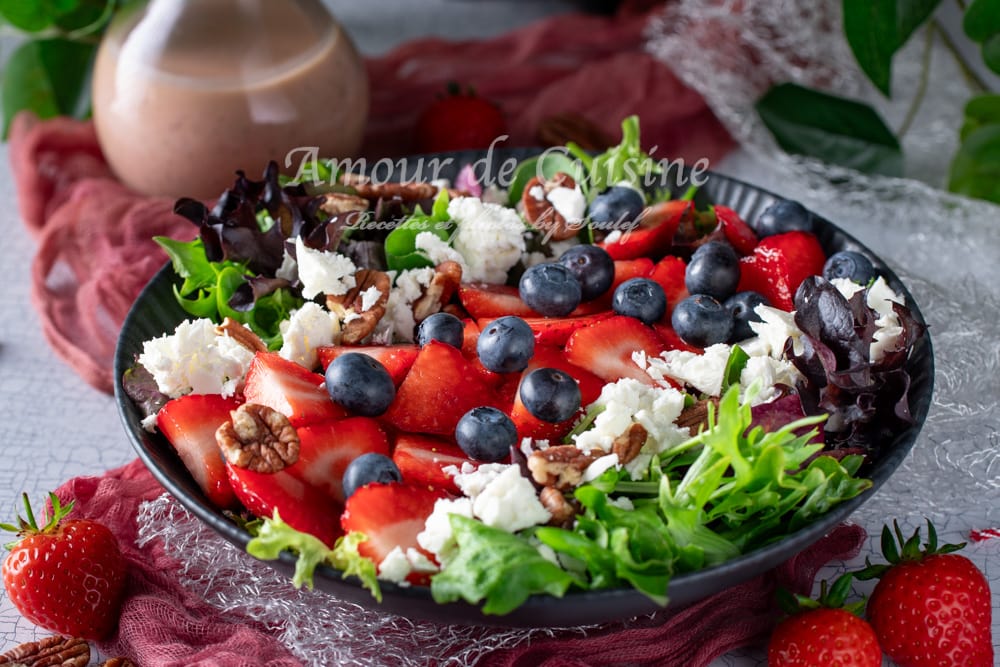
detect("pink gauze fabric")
(56, 460), (866, 667)
(9, 5), (732, 394)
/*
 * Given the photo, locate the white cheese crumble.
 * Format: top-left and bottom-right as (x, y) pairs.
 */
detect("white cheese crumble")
(275, 248), (297, 282)
(448, 197), (526, 283)
(359, 285), (384, 312)
(742, 305), (805, 358)
(867, 276), (905, 362)
(573, 378), (689, 479)
(582, 453), (620, 482)
(380, 267), (435, 342)
(469, 465), (551, 533)
(414, 231), (468, 271)
(278, 302), (339, 369)
(378, 546), (411, 585)
(138, 318), (255, 399)
(643, 343), (732, 396)
(603, 230), (623, 244)
(546, 186), (587, 225)
(294, 236), (357, 299)
(416, 497), (474, 564)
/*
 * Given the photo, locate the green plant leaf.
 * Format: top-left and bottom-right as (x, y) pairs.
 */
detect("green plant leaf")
(756, 83), (902, 176)
(506, 151), (583, 206)
(948, 123), (1000, 202)
(959, 94), (1000, 140)
(964, 0), (1000, 42)
(0, 0), (78, 31)
(842, 0), (941, 96)
(1, 38), (96, 138)
(982, 33), (1000, 75)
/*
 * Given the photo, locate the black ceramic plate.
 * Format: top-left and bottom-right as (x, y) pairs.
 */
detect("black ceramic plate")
(114, 149), (934, 629)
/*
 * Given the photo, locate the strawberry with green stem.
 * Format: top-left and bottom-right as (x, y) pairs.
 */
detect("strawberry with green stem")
(856, 519), (993, 667)
(768, 572), (882, 667)
(1, 492), (127, 640)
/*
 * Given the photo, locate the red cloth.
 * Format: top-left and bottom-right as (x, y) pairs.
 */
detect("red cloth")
(9, 6), (731, 393)
(57, 460), (864, 667)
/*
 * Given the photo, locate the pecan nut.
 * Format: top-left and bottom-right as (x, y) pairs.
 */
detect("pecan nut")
(676, 398), (720, 436)
(527, 445), (604, 491)
(216, 403), (300, 473)
(0, 636), (89, 667)
(411, 261), (463, 323)
(215, 317), (267, 353)
(611, 423), (647, 465)
(341, 173), (438, 202)
(318, 192), (370, 216)
(539, 486), (577, 527)
(520, 172), (580, 242)
(537, 112), (613, 152)
(326, 269), (391, 344)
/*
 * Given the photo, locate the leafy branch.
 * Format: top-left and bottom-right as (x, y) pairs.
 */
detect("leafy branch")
(756, 0), (1000, 204)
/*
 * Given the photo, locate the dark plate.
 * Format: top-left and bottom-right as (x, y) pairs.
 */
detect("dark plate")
(114, 149), (934, 629)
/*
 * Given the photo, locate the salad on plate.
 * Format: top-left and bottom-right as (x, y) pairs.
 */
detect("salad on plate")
(121, 117), (926, 616)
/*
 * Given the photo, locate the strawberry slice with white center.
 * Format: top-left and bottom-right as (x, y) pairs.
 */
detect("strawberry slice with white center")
(341, 482), (446, 585)
(316, 345), (420, 386)
(564, 316), (666, 385)
(458, 283), (539, 319)
(226, 463), (342, 547)
(289, 417), (391, 504)
(392, 433), (477, 494)
(383, 340), (502, 435)
(243, 351), (347, 427)
(516, 311), (615, 347)
(598, 200), (692, 260)
(157, 393), (242, 510)
(648, 255), (688, 316)
(713, 205), (758, 256)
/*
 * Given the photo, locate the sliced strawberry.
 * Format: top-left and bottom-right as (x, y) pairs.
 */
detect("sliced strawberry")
(383, 341), (502, 435)
(392, 434), (476, 494)
(461, 318), (481, 358)
(157, 394), (242, 510)
(737, 231), (826, 311)
(713, 205), (758, 256)
(575, 257), (655, 313)
(652, 322), (702, 354)
(458, 283), (538, 319)
(289, 417), (391, 504)
(477, 311), (613, 348)
(226, 464), (342, 547)
(564, 316), (665, 385)
(243, 352), (347, 427)
(598, 200), (692, 260)
(648, 255), (689, 315)
(341, 482), (446, 585)
(316, 345), (420, 386)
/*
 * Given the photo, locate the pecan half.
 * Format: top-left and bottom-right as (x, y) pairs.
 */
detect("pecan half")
(527, 445), (604, 491)
(676, 397), (720, 436)
(520, 172), (580, 241)
(341, 173), (438, 202)
(411, 261), (463, 323)
(0, 636), (89, 667)
(318, 192), (370, 216)
(611, 423), (648, 465)
(216, 403), (300, 473)
(215, 317), (267, 353)
(539, 486), (577, 527)
(537, 112), (614, 152)
(326, 269), (391, 344)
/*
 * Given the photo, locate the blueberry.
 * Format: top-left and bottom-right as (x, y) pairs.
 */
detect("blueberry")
(822, 250), (877, 285)
(612, 277), (667, 325)
(558, 244), (615, 301)
(588, 186), (645, 231)
(519, 367), (582, 423)
(477, 316), (535, 373)
(755, 200), (814, 237)
(519, 263), (582, 317)
(417, 311), (465, 349)
(325, 352), (395, 416)
(724, 291), (770, 342)
(455, 406), (517, 462)
(342, 453), (401, 499)
(671, 294), (733, 347)
(685, 241), (740, 300)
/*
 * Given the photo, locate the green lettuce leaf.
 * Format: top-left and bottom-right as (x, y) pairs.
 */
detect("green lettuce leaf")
(384, 189), (453, 271)
(568, 115), (661, 201)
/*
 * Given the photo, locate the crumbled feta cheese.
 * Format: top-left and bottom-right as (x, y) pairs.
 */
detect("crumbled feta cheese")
(295, 236), (357, 299)
(603, 230), (623, 244)
(742, 305), (804, 358)
(546, 186), (586, 225)
(278, 302), (339, 369)
(414, 232), (468, 270)
(831, 277), (865, 300)
(138, 318), (255, 399)
(548, 238), (580, 257)
(452, 463), (511, 499)
(378, 546), (412, 585)
(359, 285), (384, 312)
(643, 344), (732, 396)
(141, 414), (159, 432)
(381, 267), (435, 342)
(275, 248), (297, 282)
(470, 465), (550, 532)
(607, 496), (635, 511)
(406, 548), (439, 574)
(416, 497), (474, 564)
(582, 453), (620, 482)
(574, 378), (688, 479)
(740, 355), (802, 405)
(867, 277), (905, 361)
(528, 185), (545, 201)
(448, 197), (526, 283)
(522, 251), (550, 268)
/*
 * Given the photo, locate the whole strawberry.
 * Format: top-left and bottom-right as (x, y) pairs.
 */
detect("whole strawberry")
(416, 83), (507, 153)
(1, 492), (127, 640)
(768, 574), (882, 667)
(857, 520), (993, 667)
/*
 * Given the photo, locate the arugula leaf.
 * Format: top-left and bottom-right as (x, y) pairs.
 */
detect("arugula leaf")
(963, 0), (1000, 43)
(247, 512), (381, 600)
(756, 83), (902, 176)
(842, 0), (941, 96)
(568, 115), (661, 201)
(384, 189), (453, 271)
(431, 515), (578, 614)
(721, 345), (750, 394)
